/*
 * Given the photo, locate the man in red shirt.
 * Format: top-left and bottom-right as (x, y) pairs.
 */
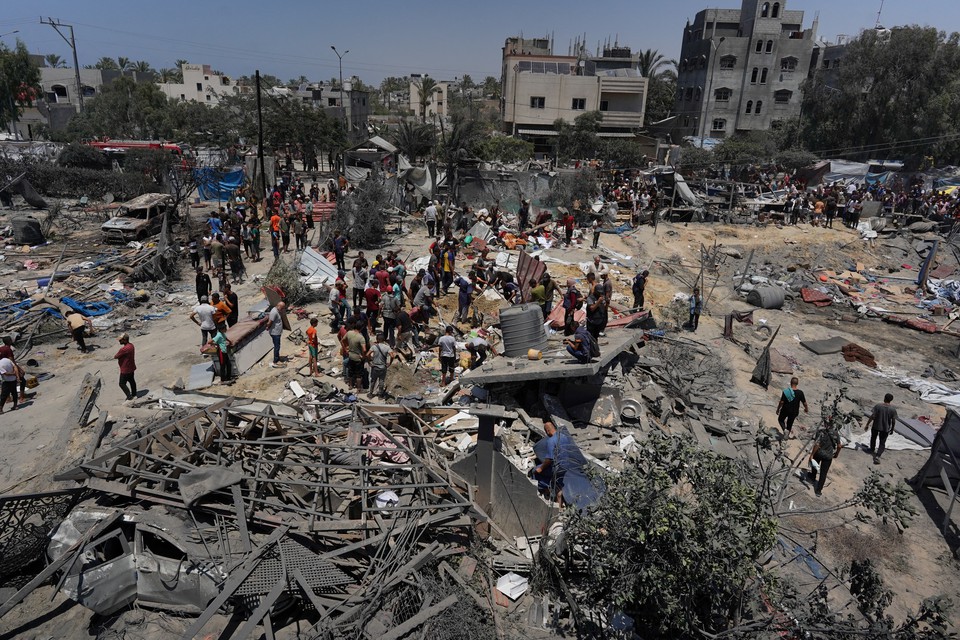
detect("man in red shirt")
(114, 333), (137, 400)
(306, 317), (320, 377)
(364, 283), (382, 330)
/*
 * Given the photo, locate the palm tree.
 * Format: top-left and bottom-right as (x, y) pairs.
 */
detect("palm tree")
(392, 121), (436, 163)
(132, 60), (154, 75)
(44, 54), (66, 68)
(173, 59), (188, 83)
(95, 56), (119, 70)
(158, 68), (176, 82)
(116, 57), (132, 72)
(413, 76), (438, 122)
(637, 48), (676, 79)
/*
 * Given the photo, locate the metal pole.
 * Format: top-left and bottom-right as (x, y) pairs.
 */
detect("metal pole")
(255, 70), (267, 203)
(330, 46), (349, 137)
(39, 18), (83, 112)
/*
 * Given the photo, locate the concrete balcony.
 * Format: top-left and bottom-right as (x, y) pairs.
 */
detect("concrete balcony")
(600, 110), (643, 128)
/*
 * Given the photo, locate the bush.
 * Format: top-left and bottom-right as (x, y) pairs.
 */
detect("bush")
(0, 157), (153, 201)
(57, 143), (110, 170)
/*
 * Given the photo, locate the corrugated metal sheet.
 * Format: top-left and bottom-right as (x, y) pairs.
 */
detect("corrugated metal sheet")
(517, 250), (547, 303)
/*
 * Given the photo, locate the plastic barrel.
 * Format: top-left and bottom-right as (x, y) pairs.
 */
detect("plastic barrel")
(499, 303), (548, 357)
(746, 285), (786, 309)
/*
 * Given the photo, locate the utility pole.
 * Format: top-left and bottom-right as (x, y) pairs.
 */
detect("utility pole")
(40, 17), (83, 112)
(255, 70), (267, 201)
(330, 46), (349, 137)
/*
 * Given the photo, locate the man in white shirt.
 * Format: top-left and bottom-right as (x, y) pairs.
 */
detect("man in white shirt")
(437, 325), (457, 387)
(0, 356), (20, 412)
(189, 296), (217, 346)
(587, 255), (609, 280)
(424, 201), (438, 238)
(268, 302), (286, 367)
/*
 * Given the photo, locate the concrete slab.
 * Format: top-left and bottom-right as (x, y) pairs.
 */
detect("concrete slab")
(462, 330), (645, 385)
(800, 336), (850, 355)
(186, 363), (215, 391)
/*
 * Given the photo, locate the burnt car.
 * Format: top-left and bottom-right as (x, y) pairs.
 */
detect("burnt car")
(101, 193), (173, 244)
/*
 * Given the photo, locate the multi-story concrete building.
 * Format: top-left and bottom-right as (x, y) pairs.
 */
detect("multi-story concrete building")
(267, 79), (370, 142)
(674, 0), (817, 141)
(500, 36), (648, 153)
(158, 63), (240, 104)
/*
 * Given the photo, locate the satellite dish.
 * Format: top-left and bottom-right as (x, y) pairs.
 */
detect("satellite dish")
(103, 193), (115, 205)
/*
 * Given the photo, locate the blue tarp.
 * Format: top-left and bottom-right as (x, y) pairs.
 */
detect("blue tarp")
(194, 167), (244, 201)
(864, 171), (892, 186)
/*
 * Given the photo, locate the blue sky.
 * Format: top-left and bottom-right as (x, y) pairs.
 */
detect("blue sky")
(4, 1), (958, 84)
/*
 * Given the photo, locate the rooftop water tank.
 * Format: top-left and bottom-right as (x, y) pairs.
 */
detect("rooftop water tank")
(499, 303), (548, 357)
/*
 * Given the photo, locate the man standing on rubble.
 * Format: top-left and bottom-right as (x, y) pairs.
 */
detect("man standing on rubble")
(189, 296), (217, 346)
(562, 278), (581, 335)
(454, 272), (477, 323)
(114, 333), (137, 401)
(424, 200), (438, 237)
(268, 302), (286, 367)
(223, 283), (239, 327)
(864, 393), (898, 465)
(808, 421), (843, 497)
(0, 352), (21, 412)
(775, 377), (809, 439)
(0, 336), (26, 404)
(352, 252), (369, 310)
(332, 230), (349, 272)
(689, 287), (702, 332)
(437, 325), (458, 387)
(345, 318), (368, 390)
(368, 332), (394, 398)
(584, 274), (607, 340)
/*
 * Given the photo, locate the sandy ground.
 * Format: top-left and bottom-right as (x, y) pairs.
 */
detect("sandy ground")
(1, 208), (959, 634)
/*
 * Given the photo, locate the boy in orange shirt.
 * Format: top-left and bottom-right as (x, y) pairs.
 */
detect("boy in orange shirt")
(306, 317), (320, 377)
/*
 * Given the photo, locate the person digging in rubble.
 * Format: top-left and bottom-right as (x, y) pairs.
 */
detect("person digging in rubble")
(530, 420), (581, 506)
(776, 377), (809, 439)
(864, 393), (898, 466)
(466, 333), (498, 369)
(564, 322), (598, 364)
(65, 311), (93, 353)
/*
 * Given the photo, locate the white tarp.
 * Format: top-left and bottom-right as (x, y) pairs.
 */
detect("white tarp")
(298, 247), (339, 288)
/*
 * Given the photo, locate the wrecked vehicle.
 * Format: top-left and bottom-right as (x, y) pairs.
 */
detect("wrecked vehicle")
(100, 193), (173, 244)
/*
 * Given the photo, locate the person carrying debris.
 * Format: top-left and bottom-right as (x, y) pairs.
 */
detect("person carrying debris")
(807, 421), (843, 497)
(863, 393), (898, 466)
(113, 333), (138, 400)
(775, 377), (809, 438)
(564, 323), (599, 364)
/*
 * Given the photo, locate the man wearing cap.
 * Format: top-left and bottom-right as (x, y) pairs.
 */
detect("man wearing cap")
(424, 201), (438, 237)
(114, 333), (137, 400)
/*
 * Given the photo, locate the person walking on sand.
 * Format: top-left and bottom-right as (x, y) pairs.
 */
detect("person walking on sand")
(114, 333), (137, 400)
(807, 422), (843, 497)
(864, 393), (898, 465)
(269, 302), (286, 367)
(776, 377), (809, 439)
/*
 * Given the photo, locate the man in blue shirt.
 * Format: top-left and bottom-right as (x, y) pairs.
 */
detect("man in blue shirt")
(207, 213), (222, 236)
(453, 272), (476, 322)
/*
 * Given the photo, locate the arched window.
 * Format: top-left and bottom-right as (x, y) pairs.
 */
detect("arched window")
(81, 85), (96, 97)
(751, 68), (759, 83)
(772, 2), (780, 18)
(756, 100), (763, 114)
(756, 39), (763, 53)
(766, 40), (774, 53)
(714, 87), (732, 101)
(761, 2), (770, 17)
(760, 68), (768, 83)
(746, 100), (753, 114)
(719, 55), (737, 69)
(774, 89), (793, 103)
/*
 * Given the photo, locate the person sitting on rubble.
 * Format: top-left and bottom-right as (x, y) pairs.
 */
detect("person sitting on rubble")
(564, 321), (599, 364)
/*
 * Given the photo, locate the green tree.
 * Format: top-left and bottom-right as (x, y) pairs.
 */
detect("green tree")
(44, 53), (66, 69)
(116, 56), (132, 72)
(459, 74), (474, 89)
(637, 48), (675, 79)
(565, 432), (779, 637)
(0, 40), (42, 135)
(391, 120), (436, 163)
(65, 76), (175, 140)
(481, 75), (500, 99)
(95, 56), (119, 70)
(801, 26), (960, 164)
(645, 72), (677, 125)
(413, 76), (438, 122)
(131, 60), (154, 75)
(554, 111), (603, 161)
(475, 135), (533, 163)
(157, 68), (177, 83)
(57, 142), (110, 169)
